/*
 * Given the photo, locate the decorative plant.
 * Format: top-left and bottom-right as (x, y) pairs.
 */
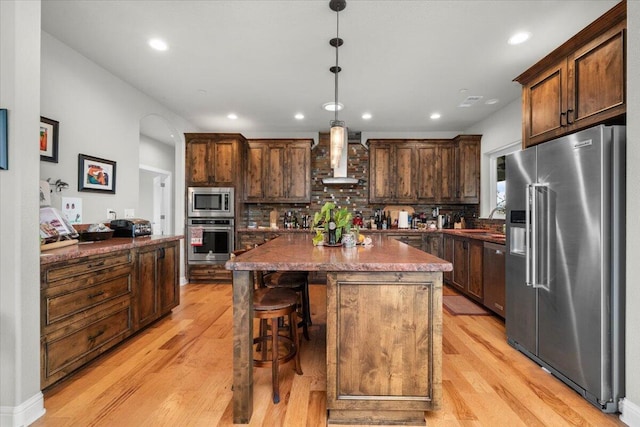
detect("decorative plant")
(311, 202), (352, 245)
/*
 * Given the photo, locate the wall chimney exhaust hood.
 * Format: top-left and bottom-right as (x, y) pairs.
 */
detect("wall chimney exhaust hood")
(322, 137), (364, 185)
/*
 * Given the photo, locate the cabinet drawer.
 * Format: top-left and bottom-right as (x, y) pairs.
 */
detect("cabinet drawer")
(43, 301), (132, 383)
(44, 252), (132, 283)
(45, 271), (132, 326)
(188, 264), (231, 282)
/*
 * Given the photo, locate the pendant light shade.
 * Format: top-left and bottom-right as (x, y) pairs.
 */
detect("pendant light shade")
(330, 122), (346, 168)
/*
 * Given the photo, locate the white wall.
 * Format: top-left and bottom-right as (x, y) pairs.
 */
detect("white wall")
(0, 1), (46, 426)
(622, 1), (640, 425)
(40, 32), (194, 223)
(465, 98), (522, 217)
(140, 135), (175, 174)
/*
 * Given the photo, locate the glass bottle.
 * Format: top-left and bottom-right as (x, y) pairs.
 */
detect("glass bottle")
(328, 209), (337, 245)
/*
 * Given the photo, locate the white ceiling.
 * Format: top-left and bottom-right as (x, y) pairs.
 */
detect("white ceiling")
(41, 0), (619, 143)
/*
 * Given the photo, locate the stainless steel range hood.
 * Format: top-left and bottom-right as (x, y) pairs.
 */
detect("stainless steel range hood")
(321, 133), (365, 185)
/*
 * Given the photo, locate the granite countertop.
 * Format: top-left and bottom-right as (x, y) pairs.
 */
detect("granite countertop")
(226, 233), (452, 272)
(40, 235), (184, 265)
(236, 227), (506, 245)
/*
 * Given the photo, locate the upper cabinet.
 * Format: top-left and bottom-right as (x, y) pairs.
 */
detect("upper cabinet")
(244, 139), (311, 203)
(185, 133), (246, 186)
(369, 141), (417, 204)
(369, 135), (480, 204)
(515, 1), (626, 148)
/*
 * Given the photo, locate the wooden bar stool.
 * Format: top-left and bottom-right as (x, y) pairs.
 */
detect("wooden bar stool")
(263, 271), (312, 340)
(253, 287), (303, 404)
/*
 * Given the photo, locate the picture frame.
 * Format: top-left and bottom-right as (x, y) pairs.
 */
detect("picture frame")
(0, 109), (7, 170)
(78, 154), (116, 194)
(40, 116), (59, 163)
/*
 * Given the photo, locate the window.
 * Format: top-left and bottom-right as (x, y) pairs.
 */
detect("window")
(487, 142), (520, 218)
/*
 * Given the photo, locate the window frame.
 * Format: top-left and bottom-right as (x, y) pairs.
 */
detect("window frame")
(486, 141), (520, 219)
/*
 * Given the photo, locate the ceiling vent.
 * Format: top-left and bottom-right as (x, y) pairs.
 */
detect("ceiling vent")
(458, 95), (483, 107)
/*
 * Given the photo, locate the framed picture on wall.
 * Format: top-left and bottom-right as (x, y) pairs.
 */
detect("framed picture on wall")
(40, 116), (59, 163)
(78, 154), (116, 194)
(1, 109), (7, 170)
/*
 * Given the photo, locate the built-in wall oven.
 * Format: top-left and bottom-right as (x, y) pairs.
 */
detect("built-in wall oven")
(186, 218), (235, 263)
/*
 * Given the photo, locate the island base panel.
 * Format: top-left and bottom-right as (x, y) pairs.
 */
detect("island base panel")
(326, 271), (442, 425)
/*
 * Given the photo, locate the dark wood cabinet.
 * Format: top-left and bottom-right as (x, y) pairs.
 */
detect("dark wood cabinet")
(444, 234), (483, 303)
(135, 240), (180, 329)
(369, 136), (480, 204)
(456, 136), (481, 204)
(515, 1), (626, 147)
(40, 239), (180, 389)
(185, 133), (245, 186)
(244, 139), (311, 203)
(424, 233), (443, 258)
(483, 242), (505, 318)
(369, 141), (417, 204)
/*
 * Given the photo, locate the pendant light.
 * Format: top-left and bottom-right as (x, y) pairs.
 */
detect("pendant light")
(329, 0), (346, 170)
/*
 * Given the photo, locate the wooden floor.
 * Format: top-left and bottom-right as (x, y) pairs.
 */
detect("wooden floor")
(33, 283), (625, 427)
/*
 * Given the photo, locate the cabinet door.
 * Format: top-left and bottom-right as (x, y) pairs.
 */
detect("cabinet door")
(467, 239), (483, 302)
(136, 247), (159, 328)
(424, 234), (442, 258)
(394, 145), (416, 203)
(158, 242), (179, 314)
(185, 139), (213, 185)
(416, 144), (438, 202)
(438, 143), (458, 202)
(451, 238), (468, 292)
(442, 235), (454, 284)
(457, 138), (480, 203)
(522, 62), (566, 147)
(244, 143), (265, 201)
(212, 139), (235, 185)
(567, 21), (625, 130)
(266, 144), (286, 199)
(369, 143), (393, 203)
(285, 142), (311, 202)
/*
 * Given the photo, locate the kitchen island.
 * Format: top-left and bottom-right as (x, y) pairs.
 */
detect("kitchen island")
(225, 233), (452, 424)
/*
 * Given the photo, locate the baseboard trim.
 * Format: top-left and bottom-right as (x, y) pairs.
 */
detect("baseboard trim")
(0, 392), (45, 427)
(621, 397), (640, 427)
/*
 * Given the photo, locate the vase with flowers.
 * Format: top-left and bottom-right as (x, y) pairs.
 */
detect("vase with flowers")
(311, 202), (352, 246)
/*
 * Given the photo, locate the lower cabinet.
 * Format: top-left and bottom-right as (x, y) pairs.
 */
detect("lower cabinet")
(443, 234), (483, 303)
(483, 242), (505, 317)
(41, 239), (180, 389)
(136, 240), (179, 329)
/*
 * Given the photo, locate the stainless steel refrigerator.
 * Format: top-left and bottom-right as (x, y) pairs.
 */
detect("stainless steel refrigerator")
(505, 124), (625, 412)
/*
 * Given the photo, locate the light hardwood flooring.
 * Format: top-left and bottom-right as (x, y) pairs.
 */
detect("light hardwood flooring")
(32, 283), (625, 427)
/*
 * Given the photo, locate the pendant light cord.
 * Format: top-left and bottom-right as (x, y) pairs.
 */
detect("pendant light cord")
(334, 8), (340, 123)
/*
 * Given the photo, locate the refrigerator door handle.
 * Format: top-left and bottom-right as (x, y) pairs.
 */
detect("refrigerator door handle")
(529, 183), (549, 290)
(525, 184), (532, 287)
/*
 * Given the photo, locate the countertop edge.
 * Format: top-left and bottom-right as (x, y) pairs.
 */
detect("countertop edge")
(40, 235), (184, 265)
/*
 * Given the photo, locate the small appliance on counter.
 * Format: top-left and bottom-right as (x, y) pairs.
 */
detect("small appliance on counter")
(110, 218), (152, 237)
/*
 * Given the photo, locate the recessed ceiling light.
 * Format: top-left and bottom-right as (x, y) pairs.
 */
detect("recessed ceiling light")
(227, 113), (238, 120)
(485, 98), (499, 105)
(148, 38), (168, 51)
(322, 102), (344, 112)
(508, 31), (531, 45)
(430, 113), (441, 120)
(362, 113), (372, 120)
(295, 113), (305, 120)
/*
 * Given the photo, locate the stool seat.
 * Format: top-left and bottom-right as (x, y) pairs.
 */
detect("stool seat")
(254, 287), (298, 311)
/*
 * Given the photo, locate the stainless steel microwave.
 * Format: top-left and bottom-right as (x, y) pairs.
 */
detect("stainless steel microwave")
(187, 187), (234, 217)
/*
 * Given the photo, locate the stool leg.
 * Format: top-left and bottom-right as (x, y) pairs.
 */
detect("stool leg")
(260, 319), (269, 361)
(290, 311), (303, 375)
(271, 317), (280, 404)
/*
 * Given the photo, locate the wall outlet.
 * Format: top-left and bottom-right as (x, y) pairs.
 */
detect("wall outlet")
(106, 209), (116, 221)
(124, 208), (135, 219)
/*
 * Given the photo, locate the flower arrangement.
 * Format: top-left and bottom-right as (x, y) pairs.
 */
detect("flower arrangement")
(311, 202), (352, 246)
